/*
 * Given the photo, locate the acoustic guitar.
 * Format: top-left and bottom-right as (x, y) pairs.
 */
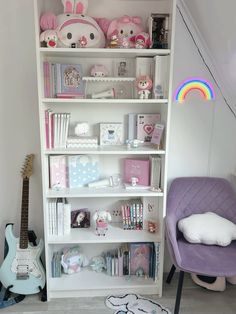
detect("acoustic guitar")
(0, 154), (45, 295)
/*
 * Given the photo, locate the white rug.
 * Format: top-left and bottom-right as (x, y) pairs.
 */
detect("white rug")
(106, 294), (171, 314)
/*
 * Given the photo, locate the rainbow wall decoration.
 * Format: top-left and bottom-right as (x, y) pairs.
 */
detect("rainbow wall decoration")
(175, 78), (215, 103)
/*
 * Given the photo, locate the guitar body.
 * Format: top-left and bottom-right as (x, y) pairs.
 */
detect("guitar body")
(0, 224), (45, 295)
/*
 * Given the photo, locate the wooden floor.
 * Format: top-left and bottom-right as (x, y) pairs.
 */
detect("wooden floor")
(2, 274), (236, 314)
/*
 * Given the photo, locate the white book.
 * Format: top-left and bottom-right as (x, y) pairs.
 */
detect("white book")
(48, 110), (53, 149)
(52, 199), (57, 236)
(63, 203), (71, 235)
(150, 155), (162, 190)
(59, 113), (65, 148)
(57, 201), (64, 236)
(48, 202), (52, 236)
(128, 113), (137, 141)
(64, 113), (70, 148)
(153, 55), (169, 99)
(53, 113), (58, 149)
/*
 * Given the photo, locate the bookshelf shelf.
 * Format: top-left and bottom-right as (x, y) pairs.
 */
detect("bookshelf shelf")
(46, 187), (164, 198)
(39, 47), (171, 58)
(35, 0), (176, 300)
(48, 224), (161, 244)
(49, 270), (159, 297)
(44, 146), (166, 155)
(41, 98), (168, 104)
(83, 77), (136, 82)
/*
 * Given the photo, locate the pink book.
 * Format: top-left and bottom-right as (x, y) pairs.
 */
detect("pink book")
(49, 155), (67, 189)
(151, 123), (164, 146)
(124, 158), (150, 186)
(44, 110), (49, 149)
(137, 114), (161, 143)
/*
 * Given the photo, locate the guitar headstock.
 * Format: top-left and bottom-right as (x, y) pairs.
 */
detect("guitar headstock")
(21, 154), (34, 179)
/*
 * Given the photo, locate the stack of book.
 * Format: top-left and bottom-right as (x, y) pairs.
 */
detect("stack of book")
(45, 109), (70, 149)
(48, 199), (71, 236)
(120, 199), (143, 230)
(103, 242), (160, 281)
(43, 62), (85, 99)
(51, 251), (62, 278)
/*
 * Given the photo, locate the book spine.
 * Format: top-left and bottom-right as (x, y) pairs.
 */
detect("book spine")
(45, 110), (49, 149)
(63, 203), (71, 235)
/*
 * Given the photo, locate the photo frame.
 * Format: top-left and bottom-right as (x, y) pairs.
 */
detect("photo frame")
(150, 13), (170, 49)
(71, 209), (90, 228)
(100, 123), (123, 146)
(113, 59), (132, 77)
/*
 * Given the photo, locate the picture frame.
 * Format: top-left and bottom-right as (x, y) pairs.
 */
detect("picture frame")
(113, 59), (132, 77)
(150, 13), (170, 49)
(71, 209), (90, 228)
(100, 123), (123, 146)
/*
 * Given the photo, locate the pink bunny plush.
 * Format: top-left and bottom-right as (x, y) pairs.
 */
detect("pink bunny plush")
(40, 0), (105, 48)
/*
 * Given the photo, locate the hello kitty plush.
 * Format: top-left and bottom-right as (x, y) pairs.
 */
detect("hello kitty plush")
(97, 15), (143, 48)
(40, 0), (105, 48)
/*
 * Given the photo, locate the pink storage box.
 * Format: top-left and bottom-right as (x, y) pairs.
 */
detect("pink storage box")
(124, 158), (150, 186)
(49, 155), (67, 189)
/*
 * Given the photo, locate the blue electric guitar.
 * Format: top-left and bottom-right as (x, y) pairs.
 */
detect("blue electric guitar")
(0, 155), (45, 295)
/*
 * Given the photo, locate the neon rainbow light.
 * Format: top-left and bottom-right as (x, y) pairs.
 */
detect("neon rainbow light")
(175, 78), (215, 103)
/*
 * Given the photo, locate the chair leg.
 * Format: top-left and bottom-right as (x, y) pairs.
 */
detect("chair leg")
(166, 264), (176, 284)
(174, 271), (185, 314)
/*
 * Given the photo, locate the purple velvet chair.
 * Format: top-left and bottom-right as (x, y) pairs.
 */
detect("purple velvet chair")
(165, 177), (236, 314)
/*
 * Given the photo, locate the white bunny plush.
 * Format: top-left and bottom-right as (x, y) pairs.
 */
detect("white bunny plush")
(40, 0), (105, 48)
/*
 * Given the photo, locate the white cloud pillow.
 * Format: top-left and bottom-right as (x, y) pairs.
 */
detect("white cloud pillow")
(178, 212), (236, 246)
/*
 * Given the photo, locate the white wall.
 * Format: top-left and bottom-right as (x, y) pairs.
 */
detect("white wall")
(0, 0), (43, 262)
(164, 3), (236, 272)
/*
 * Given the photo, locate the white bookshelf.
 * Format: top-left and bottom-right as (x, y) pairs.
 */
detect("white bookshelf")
(48, 224), (162, 244)
(34, 0), (176, 300)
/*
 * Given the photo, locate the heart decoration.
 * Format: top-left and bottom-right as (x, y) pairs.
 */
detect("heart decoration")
(143, 124), (154, 135)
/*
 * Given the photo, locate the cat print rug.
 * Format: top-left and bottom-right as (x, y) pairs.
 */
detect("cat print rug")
(106, 294), (171, 314)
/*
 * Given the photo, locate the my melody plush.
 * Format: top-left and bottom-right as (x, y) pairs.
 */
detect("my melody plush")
(40, 0), (105, 48)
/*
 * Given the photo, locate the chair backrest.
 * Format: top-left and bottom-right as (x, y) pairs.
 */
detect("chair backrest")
(167, 177), (236, 225)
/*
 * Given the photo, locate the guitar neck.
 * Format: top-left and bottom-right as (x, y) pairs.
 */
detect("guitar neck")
(20, 178), (29, 249)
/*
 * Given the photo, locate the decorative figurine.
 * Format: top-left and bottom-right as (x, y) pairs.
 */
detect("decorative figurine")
(136, 75), (153, 99)
(74, 122), (90, 136)
(107, 30), (120, 48)
(90, 256), (107, 272)
(148, 221), (157, 233)
(93, 210), (112, 236)
(133, 32), (151, 49)
(126, 139), (144, 148)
